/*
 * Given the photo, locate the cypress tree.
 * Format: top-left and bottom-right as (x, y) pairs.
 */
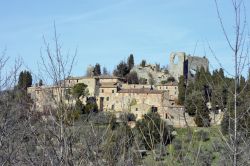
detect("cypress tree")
(127, 54), (134, 71)
(94, 63), (101, 76)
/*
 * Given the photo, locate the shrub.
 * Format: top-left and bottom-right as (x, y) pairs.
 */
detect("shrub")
(120, 112), (136, 122)
(196, 130), (210, 142)
(136, 112), (174, 150)
(172, 138), (182, 152)
(198, 150), (213, 166)
(92, 112), (117, 129)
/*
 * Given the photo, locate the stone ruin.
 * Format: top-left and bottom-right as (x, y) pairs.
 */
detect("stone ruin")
(169, 52), (209, 81)
(131, 52), (209, 84)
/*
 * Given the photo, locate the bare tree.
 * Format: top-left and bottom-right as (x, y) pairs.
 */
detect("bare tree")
(213, 0), (250, 165)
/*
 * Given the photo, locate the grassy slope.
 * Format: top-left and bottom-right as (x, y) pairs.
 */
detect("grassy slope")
(143, 126), (225, 166)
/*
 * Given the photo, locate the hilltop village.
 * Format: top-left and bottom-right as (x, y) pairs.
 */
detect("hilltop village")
(27, 52), (222, 127)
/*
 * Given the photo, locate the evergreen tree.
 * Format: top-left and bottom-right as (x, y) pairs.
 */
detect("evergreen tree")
(38, 79), (43, 86)
(136, 112), (173, 150)
(141, 60), (146, 67)
(194, 97), (211, 127)
(127, 54), (134, 71)
(102, 67), (108, 75)
(71, 83), (88, 99)
(18, 70), (32, 90)
(178, 75), (186, 105)
(185, 92), (199, 116)
(93, 63), (101, 76)
(113, 61), (129, 77)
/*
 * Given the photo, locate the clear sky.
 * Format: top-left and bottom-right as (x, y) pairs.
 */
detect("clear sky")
(0, 0), (249, 82)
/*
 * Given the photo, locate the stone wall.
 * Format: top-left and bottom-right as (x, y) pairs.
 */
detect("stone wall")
(169, 52), (209, 81)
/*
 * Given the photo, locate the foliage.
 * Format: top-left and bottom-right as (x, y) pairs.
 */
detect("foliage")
(66, 110), (81, 124)
(38, 79), (43, 86)
(75, 99), (83, 113)
(113, 61), (129, 78)
(92, 112), (117, 129)
(103, 124), (135, 165)
(120, 112), (136, 122)
(84, 101), (98, 114)
(71, 83), (88, 99)
(102, 66), (108, 75)
(93, 63), (101, 76)
(127, 54), (134, 71)
(184, 92), (199, 116)
(178, 75), (185, 105)
(194, 97), (211, 127)
(136, 112), (174, 150)
(126, 71), (139, 84)
(139, 77), (147, 84)
(140, 59), (146, 67)
(196, 130), (210, 142)
(18, 70), (32, 90)
(167, 76), (175, 82)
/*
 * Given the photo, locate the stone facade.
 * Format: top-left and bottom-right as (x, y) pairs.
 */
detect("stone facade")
(155, 82), (179, 104)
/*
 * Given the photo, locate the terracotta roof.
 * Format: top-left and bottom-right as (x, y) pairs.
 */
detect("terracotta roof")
(118, 88), (164, 94)
(100, 82), (117, 88)
(157, 82), (178, 86)
(65, 76), (91, 80)
(97, 75), (121, 79)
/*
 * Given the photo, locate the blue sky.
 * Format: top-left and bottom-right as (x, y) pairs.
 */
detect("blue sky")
(0, 0), (249, 81)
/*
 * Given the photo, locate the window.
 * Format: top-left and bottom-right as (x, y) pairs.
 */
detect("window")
(111, 104), (115, 110)
(106, 97), (109, 101)
(102, 89), (104, 93)
(135, 108), (138, 111)
(151, 106), (158, 112)
(112, 90), (114, 93)
(77, 79), (79, 83)
(175, 87), (177, 89)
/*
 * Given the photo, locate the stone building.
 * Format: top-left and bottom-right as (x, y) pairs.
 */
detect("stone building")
(155, 81), (179, 105)
(169, 52), (209, 81)
(28, 52), (211, 127)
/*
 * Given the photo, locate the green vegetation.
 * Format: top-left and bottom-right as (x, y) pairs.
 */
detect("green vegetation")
(126, 71), (139, 84)
(127, 53), (134, 71)
(142, 126), (228, 165)
(113, 61), (130, 77)
(93, 63), (101, 76)
(136, 112), (174, 150)
(71, 83), (88, 99)
(141, 59), (146, 67)
(18, 70), (32, 90)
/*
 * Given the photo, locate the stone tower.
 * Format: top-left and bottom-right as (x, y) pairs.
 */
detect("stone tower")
(169, 52), (186, 81)
(169, 52), (209, 81)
